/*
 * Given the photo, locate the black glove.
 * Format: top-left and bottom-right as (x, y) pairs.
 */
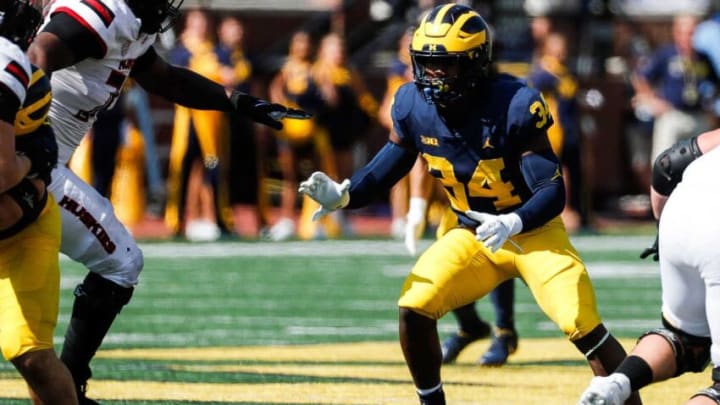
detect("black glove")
(230, 90), (311, 130)
(639, 234), (659, 261)
(15, 125), (58, 184)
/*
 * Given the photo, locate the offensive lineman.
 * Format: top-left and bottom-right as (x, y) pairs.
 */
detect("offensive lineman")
(578, 129), (720, 405)
(299, 4), (641, 404)
(26, 0), (309, 402)
(0, 0), (78, 402)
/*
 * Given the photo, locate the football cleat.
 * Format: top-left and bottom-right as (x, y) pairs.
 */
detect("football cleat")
(478, 327), (518, 366)
(440, 321), (492, 364)
(577, 374), (631, 405)
(184, 219), (221, 242)
(268, 217), (296, 241)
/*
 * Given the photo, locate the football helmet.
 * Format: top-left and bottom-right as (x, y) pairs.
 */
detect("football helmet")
(410, 3), (493, 105)
(0, 0), (42, 50)
(126, 0), (184, 34)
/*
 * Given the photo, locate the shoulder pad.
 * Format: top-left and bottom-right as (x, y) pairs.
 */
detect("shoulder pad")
(15, 65), (52, 135)
(0, 39), (31, 103)
(391, 82), (416, 121)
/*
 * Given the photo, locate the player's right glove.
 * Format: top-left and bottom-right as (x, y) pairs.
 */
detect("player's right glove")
(465, 210), (523, 253)
(639, 234), (659, 261)
(230, 90), (311, 130)
(15, 126), (58, 184)
(404, 197), (427, 256)
(298, 171), (350, 220)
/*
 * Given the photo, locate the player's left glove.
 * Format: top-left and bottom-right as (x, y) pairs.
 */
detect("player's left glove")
(404, 197), (427, 256)
(230, 90), (311, 130)
(298, 171), (350, 221)
(639, 234), (659, 261)
(465, 210), (522, 253)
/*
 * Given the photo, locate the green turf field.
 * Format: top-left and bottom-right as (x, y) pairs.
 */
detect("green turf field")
(1, 235), (705, 404)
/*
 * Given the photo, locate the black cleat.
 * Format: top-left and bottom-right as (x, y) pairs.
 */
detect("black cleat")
(77, 383), (101, 405)
(478, 327), (518, 366)
(440, 321), (491, 364)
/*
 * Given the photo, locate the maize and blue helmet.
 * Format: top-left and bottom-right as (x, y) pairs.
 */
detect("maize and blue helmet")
(410, 3), (493, 106)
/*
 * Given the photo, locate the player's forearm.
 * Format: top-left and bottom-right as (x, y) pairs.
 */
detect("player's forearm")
(346, 141), (417, 209)
(140, 65), (234, 111)
(515, 151), (566, 231)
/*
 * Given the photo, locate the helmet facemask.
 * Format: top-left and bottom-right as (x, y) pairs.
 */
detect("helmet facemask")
(127, 0), (184, 34)
(411, 47), (490, 106)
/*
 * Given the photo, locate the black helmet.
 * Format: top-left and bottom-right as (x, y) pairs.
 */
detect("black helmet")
(126, 0), (183, 34)
(0, 0), (42, 50)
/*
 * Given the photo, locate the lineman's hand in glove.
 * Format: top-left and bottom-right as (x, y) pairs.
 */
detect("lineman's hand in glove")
(639, 234), (659, 261)
(404, 197), (427, 256)
(298, 171), (350, 220)
(465, 210), (523, 253)
(230, 90), (312, 130)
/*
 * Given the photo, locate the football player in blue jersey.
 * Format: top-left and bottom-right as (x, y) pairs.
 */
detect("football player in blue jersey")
(299, 4), (642, 404)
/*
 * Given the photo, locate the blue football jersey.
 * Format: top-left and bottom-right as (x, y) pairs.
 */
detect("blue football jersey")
(391, 74), (554, 227)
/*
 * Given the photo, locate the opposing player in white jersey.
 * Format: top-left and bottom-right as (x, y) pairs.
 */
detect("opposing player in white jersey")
(26, 0), (310, 402)
(0, 0), (79, 402)
(578, 129), (720, 405)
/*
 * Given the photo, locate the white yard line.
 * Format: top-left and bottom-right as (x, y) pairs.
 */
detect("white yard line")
(58, 235), (651, 261)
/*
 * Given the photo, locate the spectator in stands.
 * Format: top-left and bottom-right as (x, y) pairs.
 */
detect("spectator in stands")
(217, 16), (271, 238)
(693, 10), (720, 128)
(266, 30), (334, 241)
(632, 14), (719, 163)
(166, 9), (235, 241)
(379, 28), (414, 240)
(529, 32), (585, 232)
(310, 32), (379, 238)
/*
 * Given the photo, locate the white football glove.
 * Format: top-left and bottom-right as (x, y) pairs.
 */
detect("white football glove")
(465, 210), (523, 253)
(404, 197), (427, 256)
(298, 171), (350, 221)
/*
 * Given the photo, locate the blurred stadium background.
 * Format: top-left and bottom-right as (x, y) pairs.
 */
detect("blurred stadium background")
(30, 0), (720, 403)
(130, 0), (720, 239)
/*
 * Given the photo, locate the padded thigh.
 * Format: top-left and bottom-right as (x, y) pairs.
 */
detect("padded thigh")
(513, 217), (601, 340)
(398, 228), (508, 320)
(48, 165), (143, 287)
(0, 197), (61, 360)
(398, 216), (602, 339)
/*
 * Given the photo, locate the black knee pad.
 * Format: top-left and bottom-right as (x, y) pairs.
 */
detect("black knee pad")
(638, 317), (711, 376)
(71, 272), (134, 320)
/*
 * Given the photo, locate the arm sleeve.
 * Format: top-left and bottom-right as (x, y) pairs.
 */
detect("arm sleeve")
(42, 12), (105, 60)
(346, 141), (418, 209)
(131, 47), (159, 75)
(514, 151), (566, 231)
(0, 83), (21, 123)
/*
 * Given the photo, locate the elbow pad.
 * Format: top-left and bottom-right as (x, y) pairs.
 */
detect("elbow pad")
(652, 136), (702, 196)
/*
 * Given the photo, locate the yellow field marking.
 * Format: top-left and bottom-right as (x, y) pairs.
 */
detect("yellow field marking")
(0, 339), (710, 404)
